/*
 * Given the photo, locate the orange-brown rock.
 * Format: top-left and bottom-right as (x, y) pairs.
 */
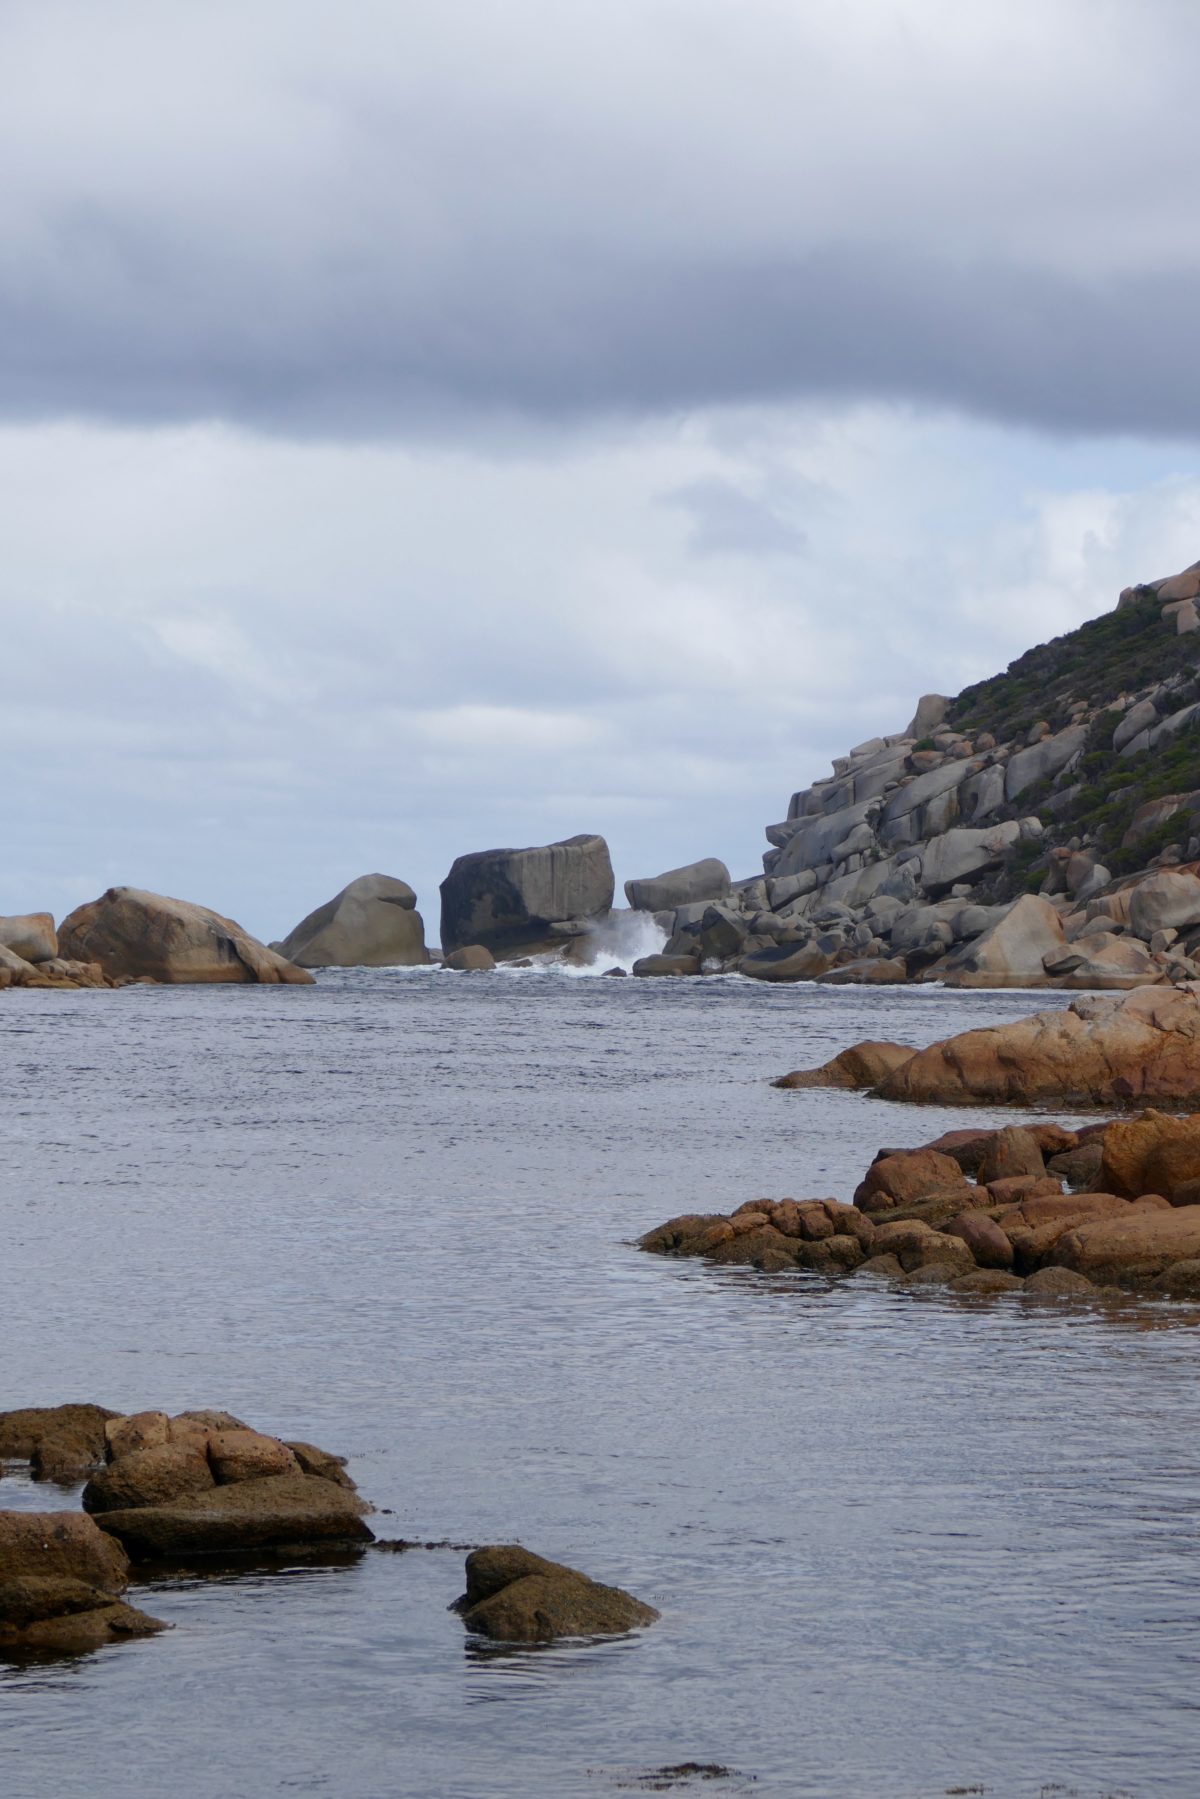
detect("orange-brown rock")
(1099, 1110), (1200, 1200)
(877, 986), (1200, 1108)
(985, 1175), (1063, 1206)
(978, 1126), (1045, 1183)
(870, 1218), (973, 1273)
(1023, 1266), (1097, 1296)
(1028, 1124), (1079, 1157)
(0, 1510), (131, 1591)
(106, 1411), (171, 1460)
(772, 1040), (914, 1090)
(853, 1148), (967, 1212)
(946, 1211), (1014, 1269)
(1013, 1191), (1129, 1229)
(83, 1445), (214, 1514)
(912, 1129), (996, 1173)
(1052, 1203), (1200, 1287)
(1047, 1140), (1105, 1189)
(58, 887), (314, 985)
(207, 1430), (301, 1485)
(0, 1403), (117, 1480)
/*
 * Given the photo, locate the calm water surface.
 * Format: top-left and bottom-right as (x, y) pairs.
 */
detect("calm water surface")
(2, 970), (1197, 1799)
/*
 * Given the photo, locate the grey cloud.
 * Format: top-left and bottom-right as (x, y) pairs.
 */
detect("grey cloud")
(662, 478), (808, 558)
(6, 232), (1200, 441)
(3, 1), (1200, 441)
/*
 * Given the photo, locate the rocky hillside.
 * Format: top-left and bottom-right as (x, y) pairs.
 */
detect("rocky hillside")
(636, 557), (1200, 988)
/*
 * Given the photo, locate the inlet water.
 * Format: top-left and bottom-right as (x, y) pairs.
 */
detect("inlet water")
(2, 971), (1197, 1798)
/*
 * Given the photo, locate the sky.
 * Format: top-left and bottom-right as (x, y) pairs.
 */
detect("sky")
(3, 0), (1200, 943)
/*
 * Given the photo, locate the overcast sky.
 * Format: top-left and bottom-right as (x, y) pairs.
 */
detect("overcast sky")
(4, 0), (1200, 941)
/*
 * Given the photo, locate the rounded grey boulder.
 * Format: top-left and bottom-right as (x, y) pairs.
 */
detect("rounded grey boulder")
(624, 858), (730, 913)
(274, 874), (427, 968)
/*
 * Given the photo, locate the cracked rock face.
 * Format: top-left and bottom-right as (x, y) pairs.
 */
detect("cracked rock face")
(439, 835), (614, 959)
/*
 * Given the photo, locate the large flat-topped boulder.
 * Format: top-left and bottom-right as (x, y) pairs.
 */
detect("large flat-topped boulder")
(1052, 1205), (1200, 1288)
(96, 1474), (373, 1557)
(440, 835), (614, 958)
(59, 889), (314, 985)
(624, 858), (730, 913)
(273, 874), (426, 968)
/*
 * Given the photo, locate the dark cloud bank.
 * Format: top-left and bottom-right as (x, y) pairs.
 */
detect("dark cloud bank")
(2, 0), (1199, 443)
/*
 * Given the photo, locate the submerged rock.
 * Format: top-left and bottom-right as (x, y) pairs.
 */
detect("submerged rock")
(772, 1042), (915, 1090)
(455, 1545), (659, 1642)
(443, 944), (496, 971)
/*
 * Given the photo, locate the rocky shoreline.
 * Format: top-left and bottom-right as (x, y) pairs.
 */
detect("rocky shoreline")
(641, 1108), (1200, 1301)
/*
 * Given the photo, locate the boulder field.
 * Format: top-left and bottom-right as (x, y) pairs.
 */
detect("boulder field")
(775, 984), (1200, 1109)
(630, 558), (1200, 989)
(639, 1110), (1200, 1299)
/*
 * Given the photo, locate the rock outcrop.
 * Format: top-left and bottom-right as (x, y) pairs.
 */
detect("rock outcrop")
(273, 874), (426, 968)
(455, 1545), (659, 1642)
(0, 1511), (165, 1652)
(0, 1406), (370, 1658)
(439, 835), (614, 959)
(776, 987), (1200, 1109)
(0, 1403), (119, 1480)
(631, 555), (1200, 989)
(2, 1405), (370, 1563)
(641, 1110), (1200, 1297)
(878, 986), (1200, 1108)
(59, 889), (314, 985)
(81, 1410), (371, 1558)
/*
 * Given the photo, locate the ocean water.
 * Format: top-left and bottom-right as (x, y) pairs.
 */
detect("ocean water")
(2, 967), (1198, 1799)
